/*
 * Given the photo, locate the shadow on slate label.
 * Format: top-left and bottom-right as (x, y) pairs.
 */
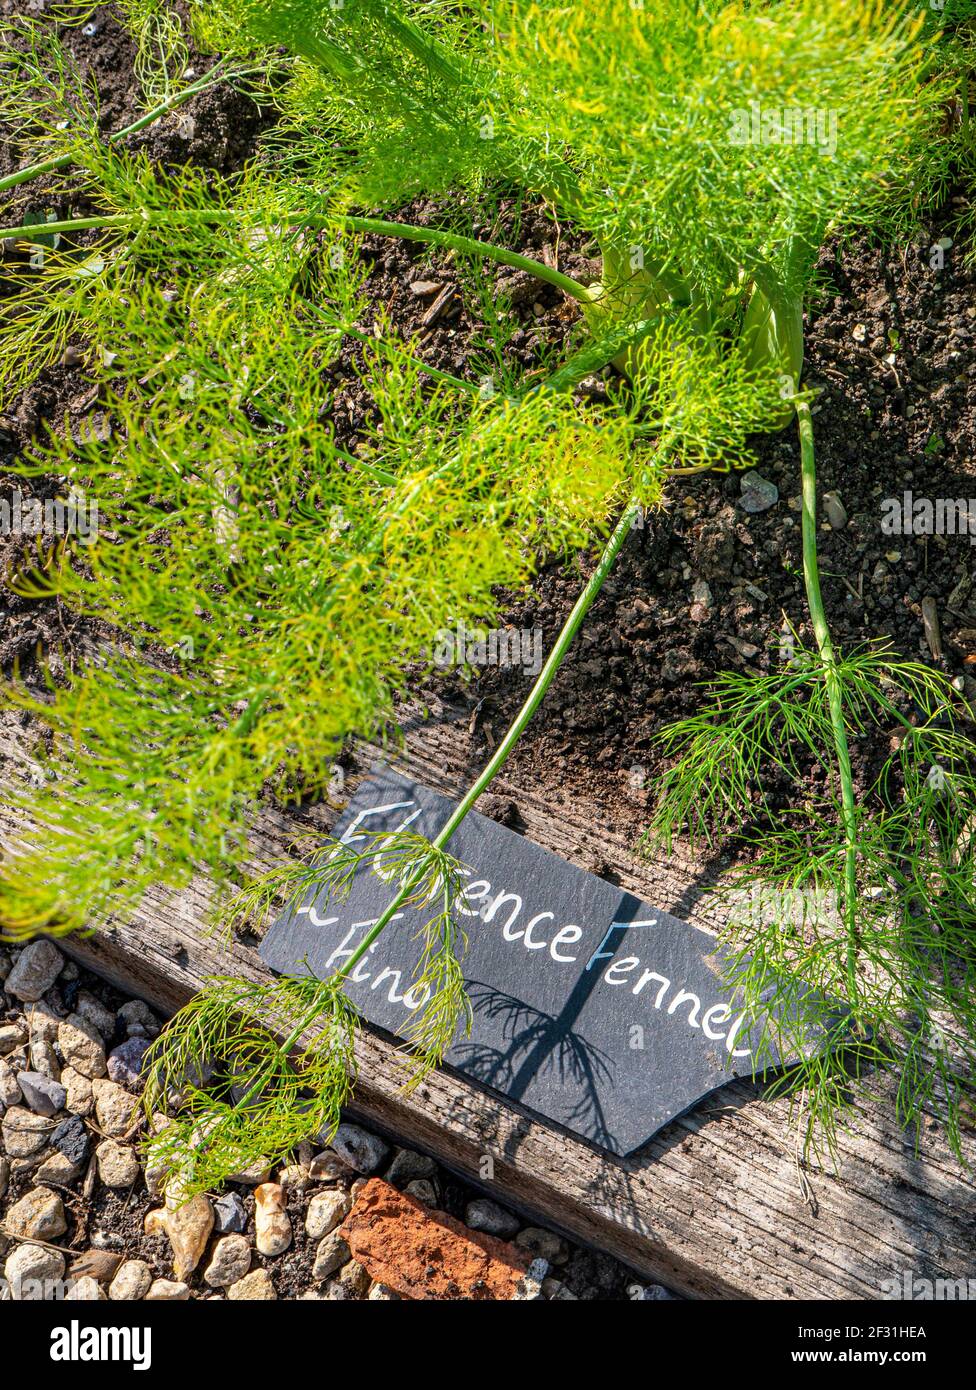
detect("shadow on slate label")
(259, 765), (836, 1156)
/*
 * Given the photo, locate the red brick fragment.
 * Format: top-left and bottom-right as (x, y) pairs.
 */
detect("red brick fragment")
(340, 1178), (530, 1300)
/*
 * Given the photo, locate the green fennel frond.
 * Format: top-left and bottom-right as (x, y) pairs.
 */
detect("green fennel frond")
(140, 826), (471, 1186)
(142, 974), (359, 1198)
(0, 16), (100, 173)
(116, 0), (190, 105)
(648, 647), (976, 1157)
(219, 828), (473, 1078)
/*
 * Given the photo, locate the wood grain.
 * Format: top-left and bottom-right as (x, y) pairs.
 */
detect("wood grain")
(2, 706), (974, 1300)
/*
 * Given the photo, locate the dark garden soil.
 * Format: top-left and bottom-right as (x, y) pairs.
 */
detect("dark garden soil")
(2, 4), (976, 1295)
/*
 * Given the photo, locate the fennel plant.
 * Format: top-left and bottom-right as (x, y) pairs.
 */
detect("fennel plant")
(0, 0), (968, 1189)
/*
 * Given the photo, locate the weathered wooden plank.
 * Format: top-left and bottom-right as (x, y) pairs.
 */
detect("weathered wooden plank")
(2, 706), (975, 1300)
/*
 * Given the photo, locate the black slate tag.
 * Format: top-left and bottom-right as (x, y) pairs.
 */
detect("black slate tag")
(260, 765), (834, 1155)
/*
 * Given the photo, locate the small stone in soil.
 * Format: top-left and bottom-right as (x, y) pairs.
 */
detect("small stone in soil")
(16, 1070), (66, 1117)
(330, 1122), (389, 1174)
(95, 1138), (140, 1188)
(226, 1157), (271, 1185)
(822, 490), (848, 529)
(92, 1077), (139, 1136)
(4, 1242), (66, 1299)
(6, 1186), (67, 1241)
(738, 470), (779, 514)
(306, 1189), (352, 1239)
(34, 1150), (83, 1186)
(465, 1197), (520, 1240)
(5, 940), (63, 1002)
(227, 1268), (276, 1300)
(279, 1163), (311, 1196)
(0, 1023), (28, 1055)
(404, 1179), (437, 1207)
(165, 1193), (214, 1279)
(66, 1275), (106, 1301)
(689, 579), (713, 622)
(2, 1105), (50, 1157)
(254, 1182), (292, 1256)
(313, 1231), (350, 1282)
(0, 1061), (22, 1108)
(51, 1114), (89, 1166)
(921, 596), (943, 660)
(335, 1260), (370, 1299)
(91, 1229), (124, 1251)
(107, 1036), (151, 1089)
(58, 1014), (107, 1079)
(722, 634), (761, 660)
(27, 1002), (61, 1044)
(29, 1039), (59, 1079)
(117, 1000), (160, 1039)
(385, 1147), (437, 1186)
(512, 1257), (549, 1300)
(76, 989), (116, 1040)
(213, 1191), (247, 1234)
(515, 1227), (569, 1265)
(204, 1234), (252, 1289)
(109, 1260), (153, 1301)
(145, 1279), (190, 1301)
(308, 1149), (352, 1182)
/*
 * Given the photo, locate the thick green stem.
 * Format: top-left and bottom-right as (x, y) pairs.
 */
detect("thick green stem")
(0, 213), (135, 239)
(0, 209), (592, 306)
(341, 216), (592, 304)
(796, 399), (859, 992)
(336, 498), (639, 983)
(0, 62), (255, 195)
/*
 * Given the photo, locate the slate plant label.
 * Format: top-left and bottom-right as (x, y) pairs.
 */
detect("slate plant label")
(261, 766), (833, 1155)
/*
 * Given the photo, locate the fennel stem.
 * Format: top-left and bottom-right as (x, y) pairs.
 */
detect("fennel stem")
(796, 398), (859, 994)
(0, 210), (593, 305)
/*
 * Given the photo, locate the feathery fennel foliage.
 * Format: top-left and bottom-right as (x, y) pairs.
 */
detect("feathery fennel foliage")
(0, 0), (968, 1184)
(115, 0), (190, 104)
(219, 829), (472, 1071)
(142, 974), (360, 1195)
(0, 174), (649, 935)
(648, 510), (976, 1157)
(170, 0), (954, 404)
(0, 19), (100, 171)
